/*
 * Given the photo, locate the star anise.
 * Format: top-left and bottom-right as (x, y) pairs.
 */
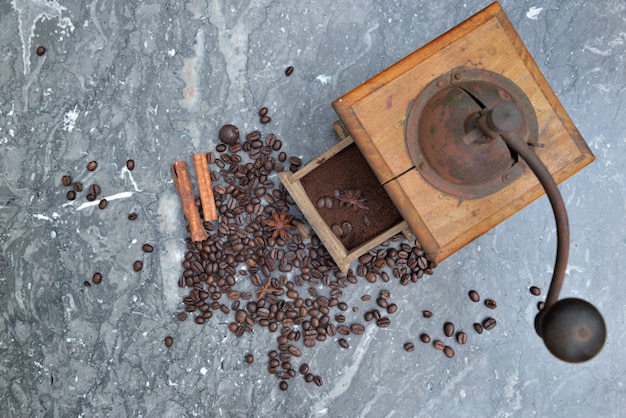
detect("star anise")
(337, 189), (369, 211)
(264, 209), (295, 240)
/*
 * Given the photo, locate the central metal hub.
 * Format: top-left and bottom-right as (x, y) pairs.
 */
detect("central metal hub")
(405, 67), (539, 199)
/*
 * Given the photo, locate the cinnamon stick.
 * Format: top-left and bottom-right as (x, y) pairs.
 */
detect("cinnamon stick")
(192, 153), (218, 221)
(172, 160), (208, 242)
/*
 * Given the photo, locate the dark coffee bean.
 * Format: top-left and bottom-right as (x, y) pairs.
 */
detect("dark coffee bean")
(83, 281), (91, 287)
(469, 290), (480, 302)
(279, 381), (288, 391)
(473, 323), (483, 334)
(245, 354), (254, 364)
(387, 303), (398, 314)
(88, 184), (100, 196)
(87, 161), (98, 171)
(433, 340), (445, 350)
(142, 244), (154, 253)
(420, 333), (431, 344)
(278, 152), (287, 162)
(484, 299), (497, 309)
(483, 317), (497, 330)
(126, 159), (135, 170)
(537, 301), (545, 311)
(164, 336), (173, 348)
(133, 260), (143, 272)
(313, 375), (323, 387)
(304, 373), (314, 383)
(177, 313), (188, 321)
(530, 286), (541, 296)
(376, 298), (388, 309)
(216, 144), (227, 152)
(66, 190), (76, 200)
(444, 322), (455, 337)
(195, 316), (205, 325)
(288, 156), (302, 166)
(456, 332), (467, 345)
(98, 199), (107, 209)
(128, 213), (138, 220)
(331, 224), (343, 236)
(299, 363), (309, 374)
(92, 272), (102, 285)
(285, 66), (294, 76)
(61, 175), (72, 186)
(376, 317), (391, 328)
(288, 346), (302, 357)
(218, 124), (240, 144)
(444, 346), (455, 358)
(86, 193), (96, 201)
(338, 338), (349, 349)
(423, 310), (433, 318)
(36, 46), (46, 56)
(350, 324), (365, 335)
(258, 107), (268, 117)
(365, 271), (377, 283)
(73, 182), (83, 192)
(260, 115), (271, 124)
(404, 342), (415, 352)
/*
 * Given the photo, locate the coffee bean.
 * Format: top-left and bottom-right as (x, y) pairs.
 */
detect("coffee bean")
(468, 290), (480, 302)
(404, 342), (415, 352)
(258, 107), (268, 117)
(142, 244), (154, 253)
(341, 221), (352, 234)
(128, 213), (138, 220)
(87, 161), (98, 171)
(376, 298), (388, 309)
(456, 332), (467, 345)
(133, 260), (143, 272)
(420, 333), (431, 344)
(216, 144), (227, 152)
(387, 303), (398, 314)
(299, 363), (309, 375)
(218, 124), (240, 144)
(376, 317), (391, 328)
(285, 66), (294, 76)
(365, 271), (377, 283)
(245, 354), (254, 364)
(483, 317), (497, 330)
(537, 301), (545, 311)
(473, 323), (483, 334)
(177, 313), (188, 321)
(530, 286), (541, 296)
(444, 322), (455, 337)
(83, 281), (91, 287)
(36, 46), (46, 56)
(61, 175), (72, 186)
(350, 324), (365, 335)
(126, 159), (135, 170)
(304, 373), (315, 383)
(66, 190), (76, 200)
(433, 340), (445, 350)
(92, 272), (102, 285)
(98, 199), (107, 209)
(279, 381), (288, 391)
(316, 197), (326, 208)
(444, 345), (455, 358)
(313, 375), (323, 387)
(88, 184), (101, 196)
(338, 338), (349, 349)
(260, 115), (271, 124)
(164, 336), (173, 348)
(288, 156), (302, 166)
(423, 310), (433, 318)
(484, 299), (497, 309)
(195, 316), (205, 325)
(73, 182), (83, 192)
(331, 224), (343, 236)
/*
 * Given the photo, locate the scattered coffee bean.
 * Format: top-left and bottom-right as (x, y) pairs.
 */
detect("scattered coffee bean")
(444, 346), (455, 358)
(483, 317), (497, 330)
(87, 161), (98, 171)
(86, 194), (96, 201)
(473, 323), (483, 334)
(456, 332), (467, 345)
(66, 190), (76, 200)
(258, 107), (268, 117)
(485, 299), (497, 309)
(387, 303), (398, 314)
(433, 340), (445, 350)
(285, 66), (294, 76)
(404, 342), (415, 352)
(73, 182), (83, 192)
(142, 244), (154, 253)
(423, 310), (433, 318)
(177, 313), (188, 321)
(218, 124), (240, 144)
(279, 381), (288, 391)
(530, 286), (541, 296)
(313, 375), (323, 387)
(444, 322), (455, 337)
(338, 338), (349, 349)
(91, 272), (102, 285)
(61, 175), (72, 186)
(36, 46), (46, 56)
(245, 354), (254, 364)
(537, 301), (545, 311)
(133, 260), (143, 272)
(98, 199), (107, 209)
(88, 184), (101, 196)
(260, 115), (271, 124)
(164, 336), (173, 348)
(469, 290), (480, 302)
(83, 281), (91, 287)
(126, 159), (135, 170)
(350, 324), (365, 335)
(420, 333), (431, 344)
(376, 317), (391, 328)
(299, 363), (309, 375)
(128, 213), (138, 220)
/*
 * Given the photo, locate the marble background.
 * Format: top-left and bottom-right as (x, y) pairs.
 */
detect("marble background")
(1, 0), (625, 417)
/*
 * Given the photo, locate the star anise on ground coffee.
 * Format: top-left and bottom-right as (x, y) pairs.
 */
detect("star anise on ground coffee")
(337, 189), (369, 211)
(264, 209), (295, 240)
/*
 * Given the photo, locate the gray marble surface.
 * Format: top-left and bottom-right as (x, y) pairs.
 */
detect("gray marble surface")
(1, 0), (625, 417)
